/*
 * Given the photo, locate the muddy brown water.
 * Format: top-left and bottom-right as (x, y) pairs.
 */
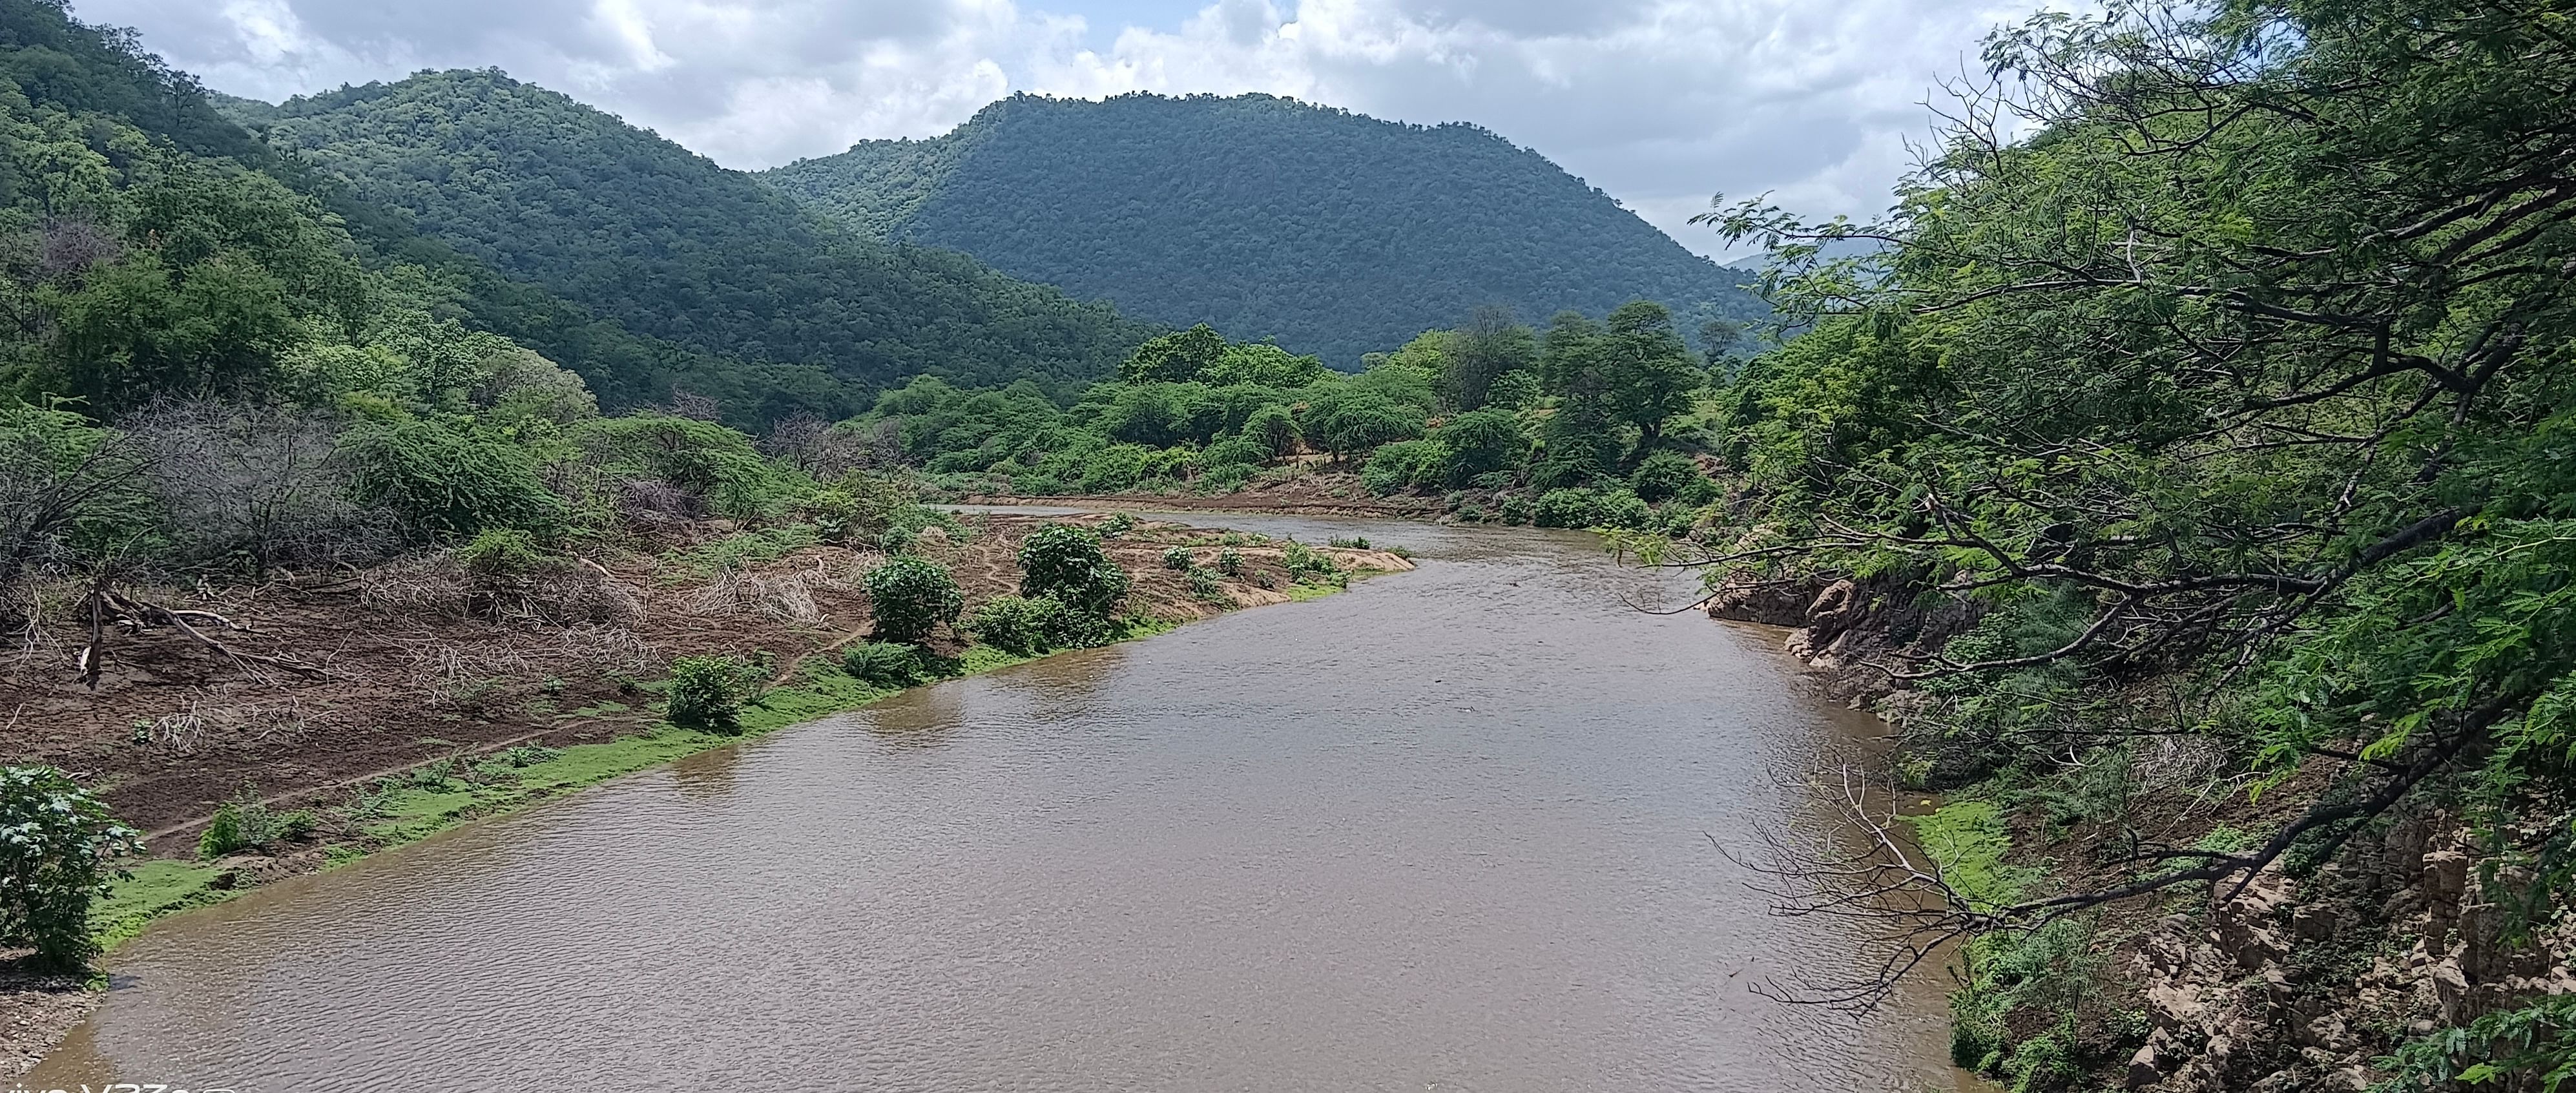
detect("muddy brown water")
(32, 512), (1966, 1092)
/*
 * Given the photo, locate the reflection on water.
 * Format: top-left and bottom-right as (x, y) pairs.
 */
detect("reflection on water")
(32, 513), (1969, 1092)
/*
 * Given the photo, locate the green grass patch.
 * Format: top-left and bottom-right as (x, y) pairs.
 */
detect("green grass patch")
(90, 859), (231, 950)
(1903, 798), (2040, 911)
(660, 525), (820, 578)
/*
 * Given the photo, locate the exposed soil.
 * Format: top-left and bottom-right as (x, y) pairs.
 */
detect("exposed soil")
(0, 511), (1411, 1077)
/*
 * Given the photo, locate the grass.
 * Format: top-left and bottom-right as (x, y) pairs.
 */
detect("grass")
(1902, 798), (2041, 911)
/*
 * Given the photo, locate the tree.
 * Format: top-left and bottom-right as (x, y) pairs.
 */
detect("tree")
(1597, 301), (1700, 446)
(1, 766), (144, 972)
(1016, 523), (1129, 629)
(865, 555), (964, 643)
(1241, 403), (1301, 460)
(1440, 306), (1537, 412)
(1670, 4), (2576, 1076)
(1429, 407), (1528, 484)
(1300, 388), (1422, 459)
(1117, 324), (1229, 383)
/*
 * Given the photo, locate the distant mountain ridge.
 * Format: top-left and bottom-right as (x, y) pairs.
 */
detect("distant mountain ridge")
(236, 70), (1159, 400)
(763, 92), (1763, 367)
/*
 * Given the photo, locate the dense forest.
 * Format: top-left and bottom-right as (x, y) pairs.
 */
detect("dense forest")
(227, 70), (1161, 408)
(763, 92), (1766, 367)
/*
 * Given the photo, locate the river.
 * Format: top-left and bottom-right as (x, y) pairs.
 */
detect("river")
(30, 511), (1964, 1092)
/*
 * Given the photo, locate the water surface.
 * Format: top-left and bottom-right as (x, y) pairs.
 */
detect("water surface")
(34, 513), (1960, 1092)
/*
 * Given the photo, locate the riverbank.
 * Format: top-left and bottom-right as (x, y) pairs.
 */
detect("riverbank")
(1709, 572), (2576, 1092)
(1, 510), (1411, 1079)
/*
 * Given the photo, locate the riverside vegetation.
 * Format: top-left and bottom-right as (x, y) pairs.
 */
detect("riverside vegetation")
(1624, 1), (2575, 1090)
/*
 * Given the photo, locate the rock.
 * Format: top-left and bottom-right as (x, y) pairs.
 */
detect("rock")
(2127, 1043), (2165, 1088)
(2148, 981), (2207, 1030)
(2423, 849), (2469, 907)
(2292, 904), (2337, 942)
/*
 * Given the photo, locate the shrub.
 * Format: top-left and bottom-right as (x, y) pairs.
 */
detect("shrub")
(1200, 434), (1267, 475)
(801, 470), (922, 544)
(457, 527), (554, 578)
(574, 413), (796, 520)
(1532, 488), (1601, 528)
(339, 417), (565, 539)
(1, 766), (145, 971)
(1499, 495), (1533, 525)
(1216, 547), (1243, 576)
(966, 594), (1070, 656)
(1362, 439), (1446, 495)
(667, 654), (758, 733)
(1595, 488), (1651, 530)
(1161, 546), (1195, 570)
(841, 641), (924, 687)
(1629, 450), (1704, 503)
(878, 525), (919, 554)
(1282, 541), (1345, 587)
(1188, 568), (1225, 603)
(1099, 512), (1136, 538)
(195, 785), (314, 859)
(1018, 523), (1131, 622)
(1328, 536), (1372, 549)
(865, 556), (964, 642)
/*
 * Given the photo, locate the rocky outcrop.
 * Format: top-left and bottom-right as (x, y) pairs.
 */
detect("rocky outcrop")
(1705, 570), (1976, 707)
(2124, 816), (2576, 1091)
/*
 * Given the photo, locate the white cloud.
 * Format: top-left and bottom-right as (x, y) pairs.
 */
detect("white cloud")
(69, 0), (2032, 256)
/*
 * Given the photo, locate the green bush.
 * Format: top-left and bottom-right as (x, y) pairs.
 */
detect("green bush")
(1161, 546), (1195, 570)
(865, 556), (964, 642)
(878, 525), (919, 554)
(1099, 512), (1136, 538)
(1595, 488), (1651, 530)
(1, 766), (145, 971)
(966, 594), (1071, 655)
(339, 417), (565, 539)
(1282, 541), (1345, 587)
(1187, 568), (1225, 603)
(456, 527), (554, 577)
(1216, 547), (1243, 576)
(195, 785), (315, 859)
(841, 641), (924, 686)
(1629, 450), (1704, 503)
(1532, 488), (1600, 528)
(667, 654), (758, 732)
(1362, 439), (1446, 495)
(1018, 523), (1131, 622)
(575, 413), (798, 520)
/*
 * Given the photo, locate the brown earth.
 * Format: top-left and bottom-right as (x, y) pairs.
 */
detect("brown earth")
(0, 511), (1412, 1079)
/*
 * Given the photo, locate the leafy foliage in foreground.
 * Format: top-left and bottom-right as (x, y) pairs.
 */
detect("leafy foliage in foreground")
(0, 765), (143, 971)
(1682, 0), (2576, 1084)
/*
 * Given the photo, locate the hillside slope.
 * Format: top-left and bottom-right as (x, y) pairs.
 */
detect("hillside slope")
(245, 71), (1158, 394)
(763, 93), (1763, 366)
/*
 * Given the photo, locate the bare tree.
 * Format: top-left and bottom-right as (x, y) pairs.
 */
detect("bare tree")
(123, 399), (392, 574)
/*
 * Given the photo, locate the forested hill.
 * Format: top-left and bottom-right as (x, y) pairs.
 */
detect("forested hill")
(762, 92), (1764, 367)
(234, 70), (1159, 395)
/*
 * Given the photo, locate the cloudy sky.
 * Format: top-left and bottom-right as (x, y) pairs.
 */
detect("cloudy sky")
(73, 0), (2036, 258)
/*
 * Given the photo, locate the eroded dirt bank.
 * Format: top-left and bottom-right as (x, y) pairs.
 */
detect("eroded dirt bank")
(0, 511), (1409, 1078)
